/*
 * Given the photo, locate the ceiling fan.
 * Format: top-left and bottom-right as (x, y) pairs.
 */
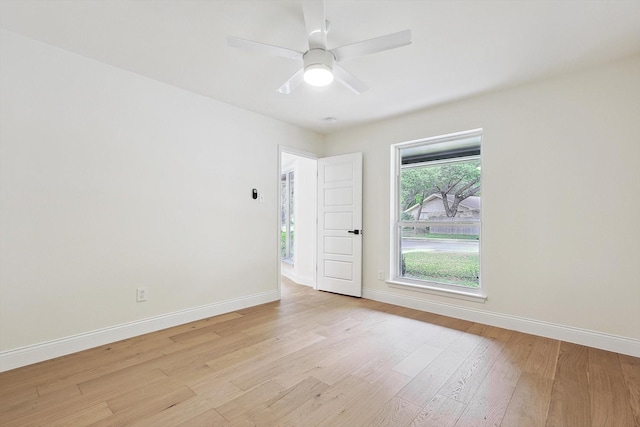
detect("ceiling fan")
(227, 0), (412, 94)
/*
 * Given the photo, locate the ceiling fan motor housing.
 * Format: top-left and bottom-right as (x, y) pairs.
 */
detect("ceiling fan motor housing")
(303, 48), (335, 71)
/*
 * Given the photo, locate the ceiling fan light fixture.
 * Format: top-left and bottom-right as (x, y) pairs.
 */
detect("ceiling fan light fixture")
(304, 64), (334, 87)
(303, 48), (335, 87)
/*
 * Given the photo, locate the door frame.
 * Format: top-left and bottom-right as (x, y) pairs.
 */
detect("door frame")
(277, 145), (319, 298)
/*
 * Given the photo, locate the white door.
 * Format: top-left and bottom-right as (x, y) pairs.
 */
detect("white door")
(317, 152), (363, 297)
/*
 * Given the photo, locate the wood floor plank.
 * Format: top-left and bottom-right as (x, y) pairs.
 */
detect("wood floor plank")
(229, 332), (371, 391)
(167, 329), (223, 346)
(501, 372), (554, 427)
(215, 380), (285, 422)
(322, 371), (412, 426)
(274, 374), (371, 426)
(167, 312), (244, 342)
(77, 366), (168, 396)
(189, 331), (326, 391)
(524, 336), (561, 380)
(2, 391), (109, 427)
(430, 314), (475, 332)
(106, 376), (194, 414)
(619, 353), (640, 426)
(92, 386), (195, 426)
(211, 309), (287, 337)
(247, 376), (331, 426)
(453, 329), (534, 426)
(393, 343), (443, 378)
(0, 384), (82, 426)
(545, 342), (591, 427)
(437, 326), (513, 405)
(155, 331), (269, 377)
(35, 339), (176, 396)
(499, 334), (558, 426)
(35, 317), (234, 397)
(0, 384), (38, 412)
(409, 394), (467, 427)
(188, 378), (245, 408)
(50, 401), (113, 427)
(128, 388), (228, 426)
(307, 335), (391, 386)
(588, 347), (635, 426)
(236, 311), (321, 338)
(173, 408), (228, 427)
(313, 316), (362, 337)
(0, 385), (40, 419)
(397, 324), (484, 407)
(368, 396), (422, 427)
(352, 346), (410, 384)
(0, 334), (175, 397)
(205, 329), (326, 375)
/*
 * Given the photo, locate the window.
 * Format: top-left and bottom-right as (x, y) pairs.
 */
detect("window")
(390, 129), (484, 300)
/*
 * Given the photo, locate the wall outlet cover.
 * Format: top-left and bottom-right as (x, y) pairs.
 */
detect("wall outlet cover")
(136, 287), (148, 302)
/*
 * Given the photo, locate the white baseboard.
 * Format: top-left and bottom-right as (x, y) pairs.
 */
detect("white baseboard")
(0, 290), (279, 373)
(281, 269), (315, 287)
(363, 288), (640, 358)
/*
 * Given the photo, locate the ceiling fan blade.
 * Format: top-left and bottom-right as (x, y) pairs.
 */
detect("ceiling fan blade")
(227, 36), (303, 61)
(333, 64), (368, 94)
(303, 0), (327, 50)
(331, 29), (412, 62)
(276, 68), (305, 94)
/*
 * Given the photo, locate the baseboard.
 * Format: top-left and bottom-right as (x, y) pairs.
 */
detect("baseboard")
(0, 290), (279, 372)
(281, 269), (315, 287)
(363, 288), (640, 358)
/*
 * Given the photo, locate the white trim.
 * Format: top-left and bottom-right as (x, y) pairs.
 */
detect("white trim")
(281, 268), (315, 287)
(388, 280), (486, 303)
(0, 290), (279, 372)
(396, 128), (483, 150)
(398, 221), (480, 227)
(389, 144), (401, 286)
(363, 287), (640, 358)
(402, 154), (482, 169)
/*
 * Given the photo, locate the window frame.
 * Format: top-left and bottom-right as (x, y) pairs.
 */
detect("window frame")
(389, 129), (486, 303)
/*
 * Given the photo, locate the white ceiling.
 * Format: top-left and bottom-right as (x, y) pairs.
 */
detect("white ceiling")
(2, 0), (640, 134)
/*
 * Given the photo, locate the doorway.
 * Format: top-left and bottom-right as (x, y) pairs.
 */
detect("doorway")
(279, 148), (318, 290)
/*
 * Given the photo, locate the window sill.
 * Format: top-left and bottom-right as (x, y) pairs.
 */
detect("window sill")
(387, 279), (487, 303)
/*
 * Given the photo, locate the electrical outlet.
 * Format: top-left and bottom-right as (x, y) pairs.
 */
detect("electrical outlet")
(378, 270), (384, 281)
(136, 287), (148, 302)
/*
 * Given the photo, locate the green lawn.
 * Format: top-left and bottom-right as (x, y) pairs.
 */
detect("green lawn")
(403, 251), (479, 288)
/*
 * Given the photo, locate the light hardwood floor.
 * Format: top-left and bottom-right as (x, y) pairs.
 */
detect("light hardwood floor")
(1, 277), (639, 426)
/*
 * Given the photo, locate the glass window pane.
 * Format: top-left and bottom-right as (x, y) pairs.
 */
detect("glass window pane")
(400, 226), (479, 288)
(399, 156), (480, 289)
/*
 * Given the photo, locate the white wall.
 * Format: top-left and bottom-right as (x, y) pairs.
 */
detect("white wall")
(291, 156), (317, 286)
(323, 56), (640, 354)
(0, 30), (322, 366)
